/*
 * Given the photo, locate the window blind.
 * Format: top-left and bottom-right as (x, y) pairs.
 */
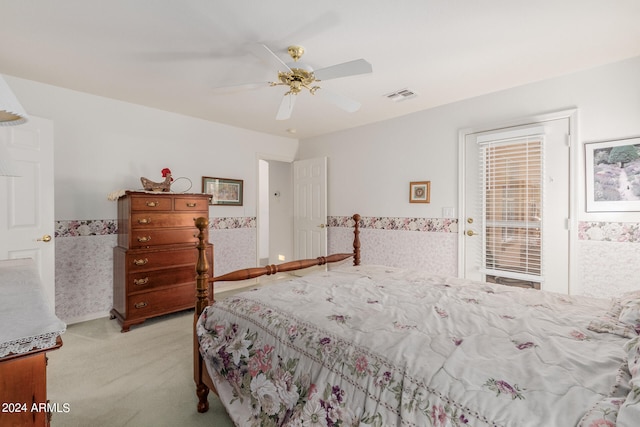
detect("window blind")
(479, 135), (544, 283)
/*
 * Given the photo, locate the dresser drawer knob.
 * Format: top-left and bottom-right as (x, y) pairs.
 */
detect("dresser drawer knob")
(133, 277), (149, 286)
(133, 258), (148, 266)
(186, 202), (197, 207)
(134, 302), (148, 309)
(145, 201), (159, 207)
(137, 236), (151, 243)
(137, 218), (151, 224)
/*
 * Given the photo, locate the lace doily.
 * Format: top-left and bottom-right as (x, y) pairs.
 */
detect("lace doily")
(0, 331), (64, 358)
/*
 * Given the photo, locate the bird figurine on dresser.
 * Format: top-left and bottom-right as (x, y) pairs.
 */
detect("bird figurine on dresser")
(140, 168), (173, 192)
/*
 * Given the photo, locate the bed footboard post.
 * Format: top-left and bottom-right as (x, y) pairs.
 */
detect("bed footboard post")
(194, 217), (210, 413)
(194, 217), (211, 313)
(352, 214), (361, 266)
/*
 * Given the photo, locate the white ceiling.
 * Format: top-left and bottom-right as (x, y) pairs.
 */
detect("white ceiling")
(1, 1), (639, 139)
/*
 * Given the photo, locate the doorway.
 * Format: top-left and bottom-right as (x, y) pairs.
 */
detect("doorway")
(258, 158), (293, 266)
(458, 110), (577, 294)
(257, 156), (328, 267)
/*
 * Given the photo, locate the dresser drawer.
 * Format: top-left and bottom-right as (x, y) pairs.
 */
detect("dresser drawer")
(127, 284), (193, 319)
(126, 246), (200, 272)
(130, 196), (173, 211)
(127, 265), (195, 293)
(174, 196), (209, 211)
(129, 228), (198, 248)
(131, 212), (204, 229)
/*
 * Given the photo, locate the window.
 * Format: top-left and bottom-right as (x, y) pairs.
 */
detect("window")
(480, 136), (543, 288)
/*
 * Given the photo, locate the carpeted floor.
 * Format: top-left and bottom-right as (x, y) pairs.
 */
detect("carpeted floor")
(48, 309), (234, 426)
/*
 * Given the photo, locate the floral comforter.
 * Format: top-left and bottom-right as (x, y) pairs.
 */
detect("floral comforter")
(196, 265), (639, 426)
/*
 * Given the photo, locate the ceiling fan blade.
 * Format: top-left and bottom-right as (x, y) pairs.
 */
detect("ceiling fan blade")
(248, 43), (292, 74)
(313, 59), (372, 81)
(314, 88), (361, 113)
(276, 94), (296, 120)
(212, 81), (269, 94)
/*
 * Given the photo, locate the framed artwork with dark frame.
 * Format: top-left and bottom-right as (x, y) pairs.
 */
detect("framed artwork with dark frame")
(585, 136), (640, 212)
(409, 181), (430, 203)
(202, 177), (243, 206)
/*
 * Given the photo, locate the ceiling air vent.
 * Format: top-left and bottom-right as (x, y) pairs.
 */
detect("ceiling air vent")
(384, 88), (417, 102)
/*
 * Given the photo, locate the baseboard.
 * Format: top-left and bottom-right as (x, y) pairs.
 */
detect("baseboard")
(62, 310), (112, 325)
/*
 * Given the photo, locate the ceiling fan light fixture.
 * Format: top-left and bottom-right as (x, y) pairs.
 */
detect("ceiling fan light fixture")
(275, 66), (317, 96)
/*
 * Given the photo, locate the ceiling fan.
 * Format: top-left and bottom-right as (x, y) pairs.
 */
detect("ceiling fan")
(218, 44), (372, 120)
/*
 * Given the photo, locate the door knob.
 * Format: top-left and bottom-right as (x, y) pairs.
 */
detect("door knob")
(318, 224), (326, 228)
(466, 230), (478, 237)
(37, 234), (52, 242)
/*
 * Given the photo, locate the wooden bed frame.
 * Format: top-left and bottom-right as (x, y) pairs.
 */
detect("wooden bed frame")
(193, 214), (361, 413)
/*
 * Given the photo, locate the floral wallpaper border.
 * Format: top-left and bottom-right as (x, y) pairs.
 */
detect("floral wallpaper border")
(55, 217), (256, 237)
(55, 220), (116, 237)
(53, 218), (640, 241)
(329, 215), (458, 233)
(209, 217), (256, 229)
(578, 221), (640, 243)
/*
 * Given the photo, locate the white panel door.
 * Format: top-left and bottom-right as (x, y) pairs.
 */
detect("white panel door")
(293, 157), (327, 259)
(461, 116), (571, 294)
(0, 116), (55, 307)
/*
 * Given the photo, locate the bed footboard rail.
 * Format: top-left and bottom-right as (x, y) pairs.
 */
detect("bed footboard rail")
(212, 253), (353, 282)
(194, 214), (361, 309)
(211, 213), (360, 283)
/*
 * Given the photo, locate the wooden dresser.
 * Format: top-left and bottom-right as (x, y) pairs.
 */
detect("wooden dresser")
(111, 191), (212, 332)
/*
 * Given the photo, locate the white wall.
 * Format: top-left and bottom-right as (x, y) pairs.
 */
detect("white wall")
(4, 75), (299, 221)
(2, 75), (300, 323)
(301, 56), (640, 298)
(299, 55), (640, 224)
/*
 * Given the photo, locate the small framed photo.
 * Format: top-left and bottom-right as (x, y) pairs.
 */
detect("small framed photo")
(585, 137), (640, 212)
(410, 181), (430, 203)
(202, 177), (243, 206)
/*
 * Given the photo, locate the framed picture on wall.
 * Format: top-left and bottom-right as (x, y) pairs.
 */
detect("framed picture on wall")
(409, 181), (430, 203)
(585, 136), (640, 212)
(202, 177), (243, 206)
